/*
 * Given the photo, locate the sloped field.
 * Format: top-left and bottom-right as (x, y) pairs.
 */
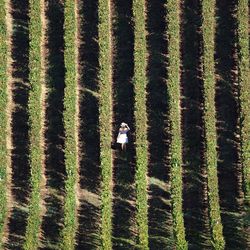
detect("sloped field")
(0, 0), (249, 249)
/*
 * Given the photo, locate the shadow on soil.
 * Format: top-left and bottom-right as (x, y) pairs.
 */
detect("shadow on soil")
(111, 0), (137, 249)
(40, 0), (66, 249)
(146, 0), (175, 249)
(215, 0), (247, 249)
(5, 1), (30, 249)
(180, 1), (212, 249)
(76, 0), (101, 249)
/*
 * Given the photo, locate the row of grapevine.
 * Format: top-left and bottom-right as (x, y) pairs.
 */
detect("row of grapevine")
(201, 0), (225, 248)
(0, 0), (248, 249)
(98, 0), (113, 248)
(61, 0), (79, 248)
(237, 0), (250, 246)
(23, 0), (45, 248)
(166, 0), (187, 248)
(238, 0), (250, 206)
(133, 0), (149, 248)
(0, 1), (8, 247)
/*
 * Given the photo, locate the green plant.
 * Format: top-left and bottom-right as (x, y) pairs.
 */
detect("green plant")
(98, 0), (113, 248)
(238, 0), (250, 205)
(24, 0), (44, 249)
(0, 2), (8, 247)
(202, 0), (225, 248)
(166, 0), (188, 249)
(60, 0), (78, 249)
(133, 0), (149, 248)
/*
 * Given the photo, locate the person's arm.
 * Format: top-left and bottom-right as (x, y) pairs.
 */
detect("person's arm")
(126, 124), (130, 131)
(117, 130), (121, 139)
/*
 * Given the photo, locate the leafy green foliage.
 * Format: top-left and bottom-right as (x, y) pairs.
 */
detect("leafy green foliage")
(0, 1), (248, 249)
(23, 0), (43, 249)
(133, 0), (149, 248)
(60, 1), (78, 249)
(166, 1), (188, 249)
(202, 0), (225, 248)
(238, 0), (250, 205)
(98, 0), (113, 249)
(0, 2), (7, 247)
(237, 0), (250, 243)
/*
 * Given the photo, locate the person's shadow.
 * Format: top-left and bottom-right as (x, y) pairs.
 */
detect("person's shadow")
(111, 141), (118, 150)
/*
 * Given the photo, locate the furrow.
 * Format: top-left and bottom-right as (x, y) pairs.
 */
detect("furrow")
(145, 0), (174, 248)
(111, 0), (137, 248)
(76, 0), (102, 248)
(4, 0), (31, 248)
(215, 0), (246, 248)
(40, 0), (66, 249)
(180, 0), (212, 248)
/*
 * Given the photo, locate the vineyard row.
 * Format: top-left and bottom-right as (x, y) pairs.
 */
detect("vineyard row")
(0, 0), (248, 249)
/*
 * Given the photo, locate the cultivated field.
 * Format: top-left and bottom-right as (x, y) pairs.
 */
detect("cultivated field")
(0, 0), (249, 249)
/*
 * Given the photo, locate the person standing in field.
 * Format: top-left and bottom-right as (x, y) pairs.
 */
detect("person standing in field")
(117, 122), (130, 151)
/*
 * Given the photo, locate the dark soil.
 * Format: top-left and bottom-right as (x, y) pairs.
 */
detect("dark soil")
(111, 0), (137, 248)
(180, 0), (212, 249)
(215, 0), (247, 249)
(2, 0), (248, 249)
(4, 0), (30, 249)
(146, 0), (175, 248)
(75, 0), (102, 248)
(40, 0), (66, 249)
